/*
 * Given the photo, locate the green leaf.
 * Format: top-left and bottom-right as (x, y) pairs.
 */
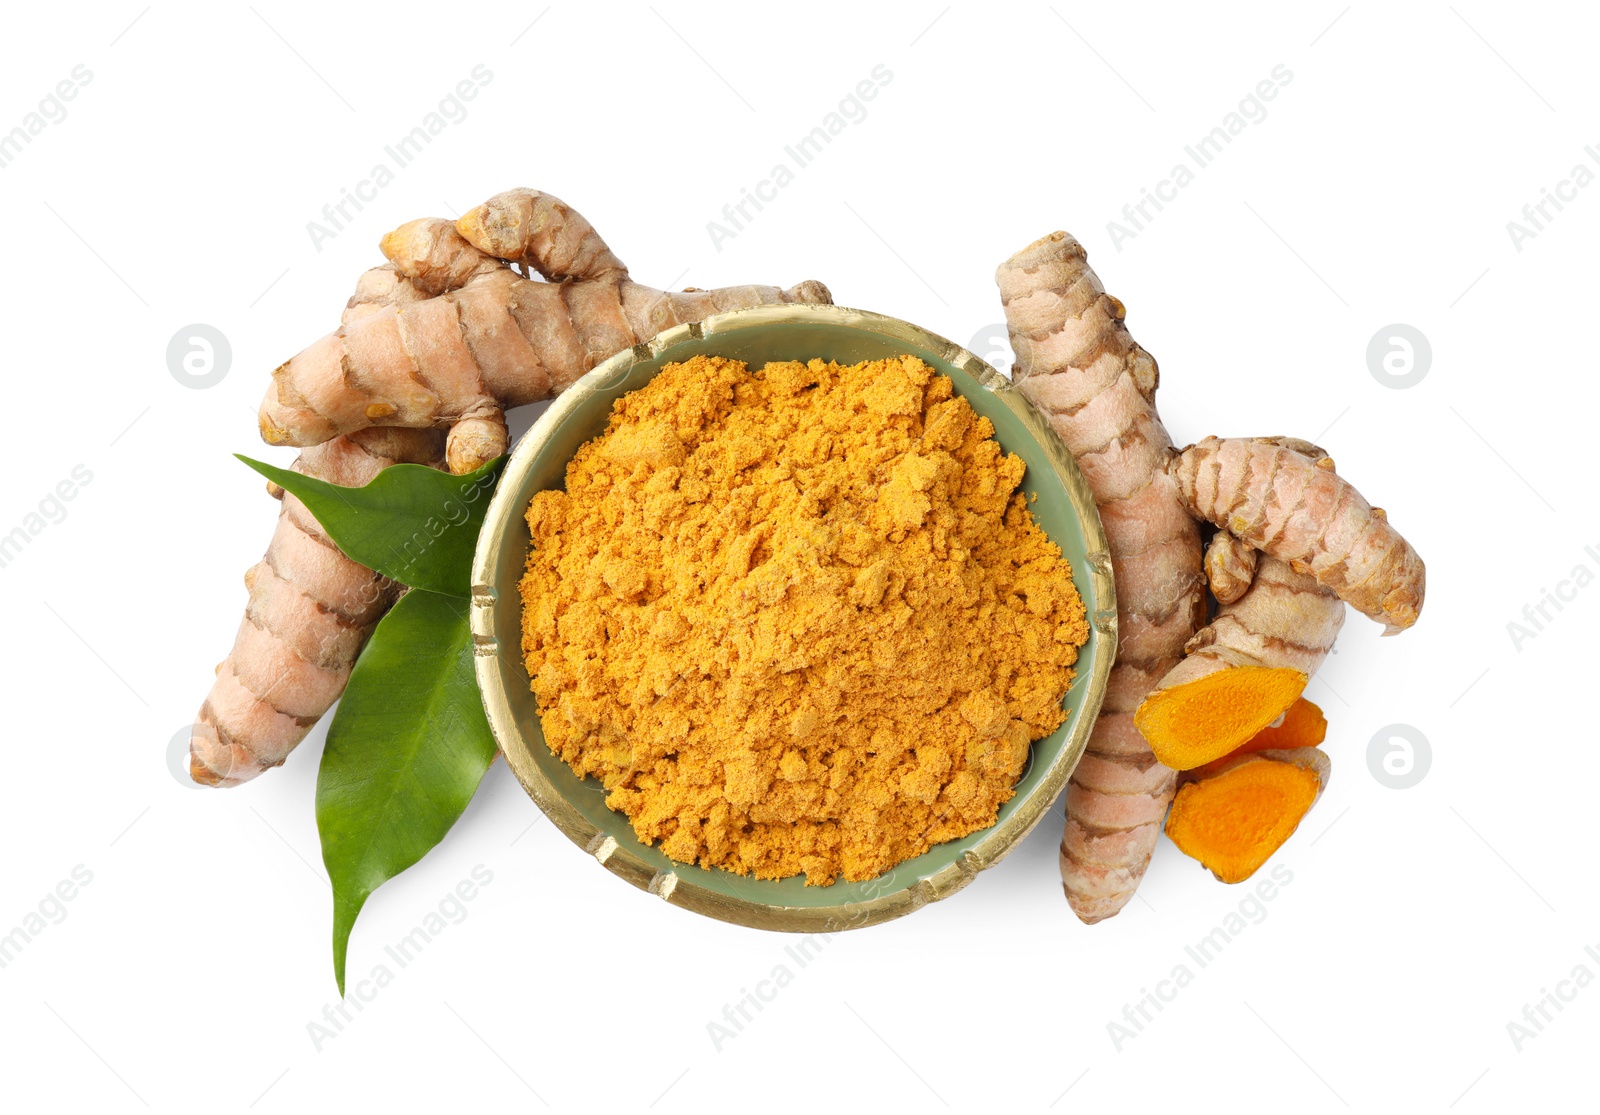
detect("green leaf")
(236, 453), (504, 595)
(316, 589), (498, 995)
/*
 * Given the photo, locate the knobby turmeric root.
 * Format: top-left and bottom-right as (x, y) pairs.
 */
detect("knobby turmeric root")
(1166, 747), (1329, 883)
(260, 189), (831, 476)
(1202, 529), (1256, 605)
(191, 188), (832, 786)
(1137, 428), (1424, 774)
(997, 232), (1206, 923)
(1169, 436), (1426, 633)
(190, 427), (444, 785)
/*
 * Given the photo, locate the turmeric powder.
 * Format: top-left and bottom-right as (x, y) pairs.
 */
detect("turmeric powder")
(519, 353), (1089, 884)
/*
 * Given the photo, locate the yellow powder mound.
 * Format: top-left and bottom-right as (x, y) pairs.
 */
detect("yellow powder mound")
(519, 353), (1088, 884)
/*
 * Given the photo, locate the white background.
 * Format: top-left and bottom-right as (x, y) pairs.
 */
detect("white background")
(1, 2), (1592, 1111)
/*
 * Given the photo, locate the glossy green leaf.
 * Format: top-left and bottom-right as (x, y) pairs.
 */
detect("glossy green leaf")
(316, 589), (497, 995)
(237, 454), (504, 595)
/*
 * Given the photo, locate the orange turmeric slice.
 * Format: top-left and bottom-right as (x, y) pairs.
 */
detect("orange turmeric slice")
(1165, 748), (1327, 883)
(1189, 697), (1326, 779)
(1134, 665), (1306, 771)
(1241, 696), (1326, 753)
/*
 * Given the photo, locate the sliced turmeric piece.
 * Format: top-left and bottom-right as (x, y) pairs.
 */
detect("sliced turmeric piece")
(1134, 665), (1306, 771)
(1189, 697), (1326, 779)
(1165, 748), (1328, 883)
(1243, 696), (1326, 752)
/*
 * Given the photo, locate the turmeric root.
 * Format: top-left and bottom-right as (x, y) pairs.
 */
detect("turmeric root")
(191, 188), (832, 785)
(190, 427), (445, 785)
(259, 188), (831, 476)
(1165, 747), (1329, 883)
(1137, 426), (1424, 770)
(996, 232), (1205, 923)
(1202, 529), (1256, 605)
(1169, 436), (1425, 633)
(1135, 555), (1344, 770)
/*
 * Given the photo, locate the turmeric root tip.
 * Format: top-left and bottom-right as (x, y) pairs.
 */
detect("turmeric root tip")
(1134, 666), (1306, 771)
(1165, 751), (1326, 883)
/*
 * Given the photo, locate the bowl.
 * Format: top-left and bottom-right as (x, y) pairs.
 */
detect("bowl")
(470, 304), (1114, 932)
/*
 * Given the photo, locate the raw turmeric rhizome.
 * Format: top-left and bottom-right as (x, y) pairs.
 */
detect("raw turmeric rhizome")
(520, 353), (1088, 884)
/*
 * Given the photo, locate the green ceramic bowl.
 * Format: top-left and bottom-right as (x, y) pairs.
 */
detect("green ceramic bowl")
(471, 304), (1114, 932)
